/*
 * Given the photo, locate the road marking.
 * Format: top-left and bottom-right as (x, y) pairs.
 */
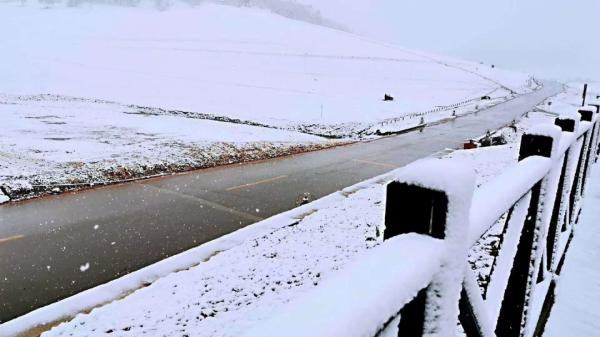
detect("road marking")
(0, 234), (25, 244)
(353, 159), (398, 169)
(193, 197), (264, 222)
(225, 175), (288, 192)
(143, 184), (264, 222)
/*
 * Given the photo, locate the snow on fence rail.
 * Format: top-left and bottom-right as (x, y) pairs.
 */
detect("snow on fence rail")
(246, 104), (600, 337)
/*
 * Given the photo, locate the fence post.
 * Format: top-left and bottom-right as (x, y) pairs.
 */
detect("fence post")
(578, 107), (593, 123)
(584, 104), (600, 169)
(590, 104), (600, 160)
(580, 107), (597, 194)
(496, 126), (561, 337)
(567, 107), (595, 223)
(384, 159), (475, 337)
(546, 116), (578, 272)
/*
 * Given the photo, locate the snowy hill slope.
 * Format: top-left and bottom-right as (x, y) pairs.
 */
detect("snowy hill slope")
(0, 1), (539, 200)
(1, 2), (535, 133)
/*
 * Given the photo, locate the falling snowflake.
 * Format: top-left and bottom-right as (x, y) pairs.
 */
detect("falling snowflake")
(80, 262), (90, 272)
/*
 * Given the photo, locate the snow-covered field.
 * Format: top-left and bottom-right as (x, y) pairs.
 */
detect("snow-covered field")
(0, 93), (331, 200)
(1, 1), (534, 129)
(0, 1), (539, 201)
(4, 81), (587, 337)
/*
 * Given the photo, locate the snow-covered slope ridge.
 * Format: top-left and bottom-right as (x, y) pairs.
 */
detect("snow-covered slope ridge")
(1, 2), (535, 133)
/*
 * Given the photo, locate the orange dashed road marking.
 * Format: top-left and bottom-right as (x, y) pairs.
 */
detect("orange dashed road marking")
(0, 234), (25, 244)
(225, 175), (288, 192)
(353, 159), (398, 169)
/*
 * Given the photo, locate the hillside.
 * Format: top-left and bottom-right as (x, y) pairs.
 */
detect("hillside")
(1, 2), (536, 129)
(0, 1), (539, 200)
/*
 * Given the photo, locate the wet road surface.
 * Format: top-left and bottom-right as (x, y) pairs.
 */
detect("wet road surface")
(0, 82), (561, 322)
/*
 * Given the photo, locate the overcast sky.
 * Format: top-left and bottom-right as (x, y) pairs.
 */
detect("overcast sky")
(306, 0), (599, 82)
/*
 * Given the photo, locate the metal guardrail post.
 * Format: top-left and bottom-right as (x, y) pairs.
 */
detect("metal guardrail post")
(496, 128), (559, 337)
(384, 160), (474, 337)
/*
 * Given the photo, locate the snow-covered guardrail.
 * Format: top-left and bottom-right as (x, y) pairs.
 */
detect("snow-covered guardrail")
(245, 104), (600, 337)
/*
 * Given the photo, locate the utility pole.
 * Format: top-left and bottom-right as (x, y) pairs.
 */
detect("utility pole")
(582, 83), (588, 107)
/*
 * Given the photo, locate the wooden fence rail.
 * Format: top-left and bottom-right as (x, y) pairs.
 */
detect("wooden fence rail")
(245, 103), (600, 337)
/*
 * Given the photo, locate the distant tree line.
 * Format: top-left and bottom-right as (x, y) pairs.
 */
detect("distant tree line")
(25, 0), (343, 29)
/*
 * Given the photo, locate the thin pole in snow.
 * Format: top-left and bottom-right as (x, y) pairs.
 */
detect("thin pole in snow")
(582, 83), (588, 107)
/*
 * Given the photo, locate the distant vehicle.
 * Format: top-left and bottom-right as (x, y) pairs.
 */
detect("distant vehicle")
(480, 134), (507, 147)
(383, 94), (394, 101)
(463, 139), (477, 150)
(481, 95), (491, 100)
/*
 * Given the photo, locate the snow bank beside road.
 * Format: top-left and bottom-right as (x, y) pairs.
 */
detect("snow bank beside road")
(1, 172), (388, 337)
(0, 94), (331, 201)
(243, 234), (445, 337)
(0, 190), (9, 204)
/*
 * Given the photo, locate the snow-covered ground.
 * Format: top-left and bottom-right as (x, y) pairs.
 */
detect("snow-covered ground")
(30, 182), (388, 337)
(543, 168), (600, 337)
(1, 2), (534, 130)
(4, 81), (587, 337)
(0, 93), (331, 200)
(0, 1), (539, 201)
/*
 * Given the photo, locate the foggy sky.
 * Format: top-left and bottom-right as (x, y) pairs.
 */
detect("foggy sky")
(308, 0), (599, 82)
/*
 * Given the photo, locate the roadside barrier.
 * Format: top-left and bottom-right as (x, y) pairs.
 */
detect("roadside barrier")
(245, 103), (600, 337)
(375, 77), (541, 130)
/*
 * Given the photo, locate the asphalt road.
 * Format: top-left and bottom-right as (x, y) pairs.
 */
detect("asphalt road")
(0, 82), (561, 322)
